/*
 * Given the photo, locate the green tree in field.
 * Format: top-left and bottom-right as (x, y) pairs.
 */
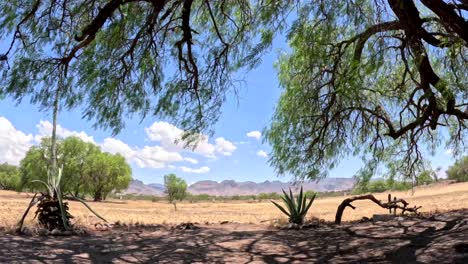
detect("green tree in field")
(61, 137), (100, 197)
(164, 174), (187, 210)
(0, 163), (20, 190)
(447, 157), (468, 182)
(265, 1), (467, 182)
(416, 170), (435, 186)
(19, 136), (132, 200)
(83, 152), (132, 201)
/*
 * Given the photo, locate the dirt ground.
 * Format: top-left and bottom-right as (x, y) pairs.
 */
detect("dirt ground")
(1, 209), (467, 263)
(1, 181), (467, 228)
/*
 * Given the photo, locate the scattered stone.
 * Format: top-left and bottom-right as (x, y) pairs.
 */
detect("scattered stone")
(95, 223), (109, 231)
(37, 228), (49, 236)
(372, 214), (394, 222)
(20, 227), (33, 236)
(359, 217), (371, 223)
(62, 230), (74, 236)
(301, 222), (319, 229)
(50, 229), (61, 236)
(220, 220), (229, 225)
(285, 223), (300, 230)
(174, 222), (199, 230)
(395, 216), (405, 221)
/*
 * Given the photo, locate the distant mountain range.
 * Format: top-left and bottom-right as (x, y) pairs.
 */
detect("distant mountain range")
(123, 178), (355, 196)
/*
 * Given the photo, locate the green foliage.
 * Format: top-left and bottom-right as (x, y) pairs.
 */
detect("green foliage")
(164, 174), (187, 209)
(0, 0), (293, 136)
(352, 178), (412, 194)
(84, 152), (132, 201)
(447, 156), (468, 182)
(271, 187), (316, 224)
(19, 136), (132, 200)
(0, 163), (20, 190)
(264, 1), (467, 183)
(416, 170), (435, 186)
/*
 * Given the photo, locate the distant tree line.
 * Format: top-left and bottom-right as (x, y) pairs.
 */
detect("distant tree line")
(0, 136), (132, 201)
(112, 189), (347, 203)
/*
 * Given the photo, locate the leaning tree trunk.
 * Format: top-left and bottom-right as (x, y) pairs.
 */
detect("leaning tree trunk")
(335, 194), (421, 224)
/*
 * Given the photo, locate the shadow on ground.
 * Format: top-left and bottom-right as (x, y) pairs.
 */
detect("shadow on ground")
(1, 209), (467, 263)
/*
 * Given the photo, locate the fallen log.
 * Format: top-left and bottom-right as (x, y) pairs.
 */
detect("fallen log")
(335, 194), (421, 224)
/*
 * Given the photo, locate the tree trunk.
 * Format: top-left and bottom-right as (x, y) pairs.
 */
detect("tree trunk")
(173, 202), (177, 211)
(335, 194), (421, 224)
(94, 190), (103, 201)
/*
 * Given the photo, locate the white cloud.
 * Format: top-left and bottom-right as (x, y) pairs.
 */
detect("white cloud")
(101, 137), (183, 169)
(247, 130), (261, 140)
(0, 117), (34, 165)
(184, 157), (199, 164)
(35, 120), (95, 144)
(145, 121), (236, 157)
(0, 117), (231, 171)
(134, 146), (183, 169)
(180, 166), (210, 174)
(256, 150), (268, 158)
(215, 137), (237, 156)
(445, 149), (453, 155)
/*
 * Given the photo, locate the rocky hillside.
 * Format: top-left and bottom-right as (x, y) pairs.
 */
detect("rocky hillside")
(123, 178), (355, 196)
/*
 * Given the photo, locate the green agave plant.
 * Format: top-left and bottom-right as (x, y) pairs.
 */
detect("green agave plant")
(271, 186), (316, 224)
(17, 167), (106, 232)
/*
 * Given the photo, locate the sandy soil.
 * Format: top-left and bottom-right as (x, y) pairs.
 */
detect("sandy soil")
(1, 181), (467, 228)
(1, 209), (467, 263)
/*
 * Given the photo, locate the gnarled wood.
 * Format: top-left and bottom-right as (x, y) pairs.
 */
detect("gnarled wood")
(335, 194), (421, 224)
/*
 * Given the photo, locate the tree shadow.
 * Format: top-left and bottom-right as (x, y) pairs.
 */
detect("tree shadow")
(0, 209), (466, 263)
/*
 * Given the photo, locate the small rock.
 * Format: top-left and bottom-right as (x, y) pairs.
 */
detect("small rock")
(285, 223), (300, 230)
(372, 214), (394, 222)
(62, 230), (73, 236)
(37, 228), (49, 236)
(395, 216), (405, 221)
(220, 220), (229, 225)
(50, 229), (61, 236)
(20, 227), (33, 236)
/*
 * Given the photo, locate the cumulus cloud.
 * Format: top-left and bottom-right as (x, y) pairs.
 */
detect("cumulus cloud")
(145, 121), (236, 157)
(256, 150), (268, 158)
(180, 166), (210, 174)
(184, 157), (199, 164)
(101, 137), (183, 169)
(247, 130), (261, 140)
(0, 117), (34, 165)
(35, 120), (95, 143)
(101, 138), (135, 159)
(0, 117), (232, 171)
(215, 137), (237, 156)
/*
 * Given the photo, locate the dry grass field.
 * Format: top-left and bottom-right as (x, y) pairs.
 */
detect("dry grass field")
(1, 181), (467, 229)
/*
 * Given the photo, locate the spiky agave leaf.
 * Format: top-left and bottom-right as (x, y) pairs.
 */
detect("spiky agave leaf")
(271, 186), (317, 224)
(66, 195), (107, 222)
(271, 200), (291, 217)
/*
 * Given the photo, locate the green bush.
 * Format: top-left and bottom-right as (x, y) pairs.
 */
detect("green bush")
(0, 163), (20, 191)
(447, 156), (468, 182)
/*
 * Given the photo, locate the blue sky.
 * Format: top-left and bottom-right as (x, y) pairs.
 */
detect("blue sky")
(0, 35), (457, 185)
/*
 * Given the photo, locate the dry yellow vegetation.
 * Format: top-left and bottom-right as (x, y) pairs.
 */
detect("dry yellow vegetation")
(1, 181), (467, 229)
